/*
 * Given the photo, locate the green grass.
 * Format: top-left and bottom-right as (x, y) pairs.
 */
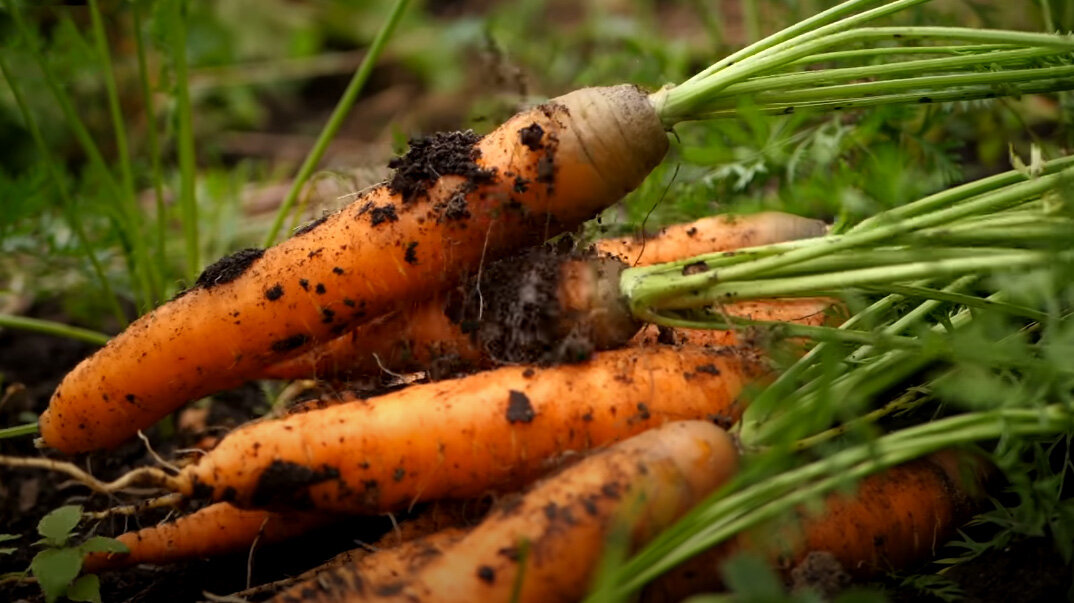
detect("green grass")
(2, 0), (1074, 600)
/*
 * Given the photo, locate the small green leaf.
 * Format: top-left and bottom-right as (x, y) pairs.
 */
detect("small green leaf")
(30, 547), (82, 603)
(0, 534), (19, 542)
(78, 536), (128, 556)
(0, 548), (16, 555)
(67, 574), (102, 603)
(37, 505), (83, 546)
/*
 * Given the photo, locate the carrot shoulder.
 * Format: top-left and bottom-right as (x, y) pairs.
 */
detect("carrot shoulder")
(167, 344), (762, 513)
(41, 84), (669, 454)
(275, 420), (739, 603)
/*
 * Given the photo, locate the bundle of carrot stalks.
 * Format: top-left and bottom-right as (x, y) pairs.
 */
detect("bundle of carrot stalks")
(6, 0), (1074, 601)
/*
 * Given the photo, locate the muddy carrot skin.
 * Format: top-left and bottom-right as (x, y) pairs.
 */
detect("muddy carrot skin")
(83, 498), (482, 574)
(595, 212), (827, 266)
(82, 503), (332, 573)
(165, 345), (762, 513)
(273, 420), (739, 603)
(41, 85), (669, 454)
(630, 297), (839, 348)
(642, 451), (989, 601)
(271, 527), (469, 602)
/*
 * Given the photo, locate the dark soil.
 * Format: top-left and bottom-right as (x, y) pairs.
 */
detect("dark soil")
(446, 245), (639, 367)
(386, 130), (494, 203)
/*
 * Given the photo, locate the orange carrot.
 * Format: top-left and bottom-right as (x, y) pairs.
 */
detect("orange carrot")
(147, 345), (761, 514)
(275, 420), (738, 603)
(82, 503), (332, 573)
(630, 297), (839, 348)
(84, 498), (484, 574)
(41, 85), (669, 454)
(261, 251), (638, 381)
(642, 450), (989, 601)
(268, 526), (469, 601)
(262, 212), (826, 382)
(595, 211), (827, 266)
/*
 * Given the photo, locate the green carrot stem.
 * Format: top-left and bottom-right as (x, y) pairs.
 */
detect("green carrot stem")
(724, 46), (1066, 97)
(661, 25), (1074, 122)
(854, 155), (1074, 229)
(785, 43), (1021, 65)
(0, 315), (110, 346)
(647, 250), (1065, 312)
(676, 0), (929, 91)
(0, 423), (40, 440)
(263, 0), (412, 247)
(857, 283), (1048, 321)
(624, 169), (1069, 310)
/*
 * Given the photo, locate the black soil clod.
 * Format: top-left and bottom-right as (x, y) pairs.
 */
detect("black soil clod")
(682, 261), (710, 276)
(299, 279), (310, 291)
(434, 188), (472, 222)
(271, 333), (310, 353)
(448, 246), (608, 366)
(195, 248), (264, 289)
(518, 122), (544, 150)
(250, 461), (340, 508)
(387, 130), (495, 203)
(265, 284), (284, 301)
(696, 363), (721, 376)
(293, 214), (329, 237)
(404, 242), (419, 264)
(369, 204), (399, 226)
(476, 566), (496, 584)
(506, 390), (536, 424)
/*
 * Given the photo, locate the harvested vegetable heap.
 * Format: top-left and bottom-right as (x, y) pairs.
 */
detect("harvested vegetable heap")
(4, 0), (1074, 601)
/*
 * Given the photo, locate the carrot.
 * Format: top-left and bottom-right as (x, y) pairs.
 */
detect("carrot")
(267, 526), (469, 602)
(262, 212), (826, 382)
(139, 345), (760, 514)
(630, 297), (839, 348)
(595, 212), (827, 266)
(82, 503), (333, 573)
(41, 84), (669, 454)
(261, 250), (639, 381)
(642, 450), (989, 601)
(274, 420), (738, 603)
(84, 497), (483, 575)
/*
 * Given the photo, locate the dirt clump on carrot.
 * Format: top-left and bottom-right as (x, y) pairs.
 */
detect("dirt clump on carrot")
(273, 420), (739, 603)
(595, 212), (828, 266)
(630, 297), (839, 349)
(152, 345), (762, 514)
(41, 84), (669, 455)
(262, 247), (639, 381)
(641, 450), (990, 601)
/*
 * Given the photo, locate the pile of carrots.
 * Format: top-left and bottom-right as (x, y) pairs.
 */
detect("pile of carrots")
(10, 83), (991, 602)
